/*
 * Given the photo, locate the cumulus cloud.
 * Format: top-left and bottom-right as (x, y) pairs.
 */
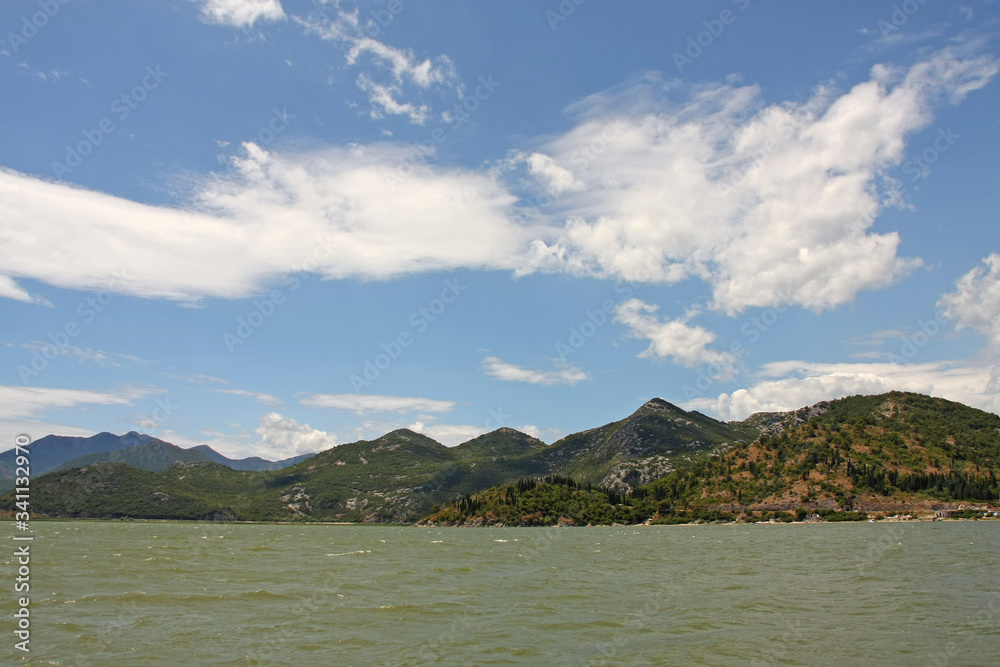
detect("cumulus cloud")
(407, 421), (486, 447)
(254, 412), (335, 457)
(614, 299), (738, 373)
(1, 47), (995, 321)
(526, 47), (998, 314)
(198, 0), (285, 27)
(684, 360), (1000, 421)
(521, 152), (585, 196)
(481, 356), (589, 385)
(517, 424), (561, 443)
(938, 253), (1000, 386)
(939, 253), (1000, 347)
(299, 393), (456, 415)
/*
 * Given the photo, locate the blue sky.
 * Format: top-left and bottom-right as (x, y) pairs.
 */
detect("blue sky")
(2, 0), (1000, 460)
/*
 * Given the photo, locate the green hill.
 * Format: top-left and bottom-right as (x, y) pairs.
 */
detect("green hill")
(9, 392), (996, 524)
(3, 399), (755, 523)
(533, 398), (758, 490)
(422, 392), (1000, 526)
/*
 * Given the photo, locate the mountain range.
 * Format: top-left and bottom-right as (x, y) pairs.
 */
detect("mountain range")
(0, 431), (309, 493)
(4, 392), (999, 523)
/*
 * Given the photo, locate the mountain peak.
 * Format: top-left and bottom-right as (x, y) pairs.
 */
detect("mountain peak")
(638, 398), (684, 413)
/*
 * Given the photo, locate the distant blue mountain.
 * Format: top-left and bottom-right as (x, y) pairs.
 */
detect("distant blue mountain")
(0, 432), (312, 491)
(189, 445), (313, 471)
(0, 431), (155, 482)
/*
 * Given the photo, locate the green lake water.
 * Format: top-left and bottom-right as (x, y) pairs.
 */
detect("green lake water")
(2, 521), (999, 666)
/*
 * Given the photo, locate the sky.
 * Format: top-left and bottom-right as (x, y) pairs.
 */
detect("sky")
(2, 0), (1000, 461)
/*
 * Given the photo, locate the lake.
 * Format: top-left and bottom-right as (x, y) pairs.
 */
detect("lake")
(3, 521), (998, 665)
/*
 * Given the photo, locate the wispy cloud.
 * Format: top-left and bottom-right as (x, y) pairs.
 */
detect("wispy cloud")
(167, 373), (230, 384)
(0, 47), (995, 322)
(481, 356), (589, 386)
(215, 388), (282, 405)
(297, 7), (458, 124)
(299, 393), (456, 414)
(0, 384), (156, 420)
(18, 341), (146, 367)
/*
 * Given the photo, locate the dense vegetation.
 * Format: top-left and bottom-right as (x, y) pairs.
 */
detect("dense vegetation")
(6, 392), (999, 524)
(423, 392), (1000, 525)
(1, 400), (754, 522)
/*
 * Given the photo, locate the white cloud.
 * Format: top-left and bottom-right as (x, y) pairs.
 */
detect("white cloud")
(526, 48), (999, 314)
(938, 253), (1000, 348)
(0, 144), (531, 302)
(198, 0), (285, 27)
(215, 388), (283, 405)
(518, 424), (560, 443)
(254, 412), (335, 458)
(938, 253), (1000, 386)
(167, 373), (229, 384)
(684, 360), (1000, 421)
(0, 274), (49, 305)
(524, 152), (585, 196)
(481, 356), (589, 386)
(18, 341), (146, 368)
(346, 37), (456, 89)
(297, 10), (457, 124)
(299, 393), (456, 415)
(407, 421), (485, 447)
(614, 299), (738, 373)
(356, 73), (429, 124)
(0, 384), (155, 420)
(1, 48), (995, 321)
